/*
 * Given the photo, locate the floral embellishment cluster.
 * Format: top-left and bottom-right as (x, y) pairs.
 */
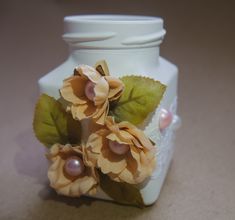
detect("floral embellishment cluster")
(33, 60), (166, 207)
(47, 144), (98, 197)
(60, 61), (124, 125)
(86, 116), (156, 185)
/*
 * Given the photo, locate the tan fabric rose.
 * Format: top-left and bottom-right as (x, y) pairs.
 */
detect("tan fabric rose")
(85, 117), (156, 184)
(60, 61), (124, 125)
(47, 143), (99, 197)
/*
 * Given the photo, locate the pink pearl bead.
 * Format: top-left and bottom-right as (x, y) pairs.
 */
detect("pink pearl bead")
(108, 140), (130, 155)
(159, 108), (173, 131)
(85, 81), (96, 101)
(64, 156), (85, 177)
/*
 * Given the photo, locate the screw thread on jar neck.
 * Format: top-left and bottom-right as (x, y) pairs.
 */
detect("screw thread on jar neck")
(63, 15), (165, 76)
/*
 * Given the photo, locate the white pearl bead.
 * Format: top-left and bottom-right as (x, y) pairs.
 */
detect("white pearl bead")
(159, 108), (173, 131)
(108, 140), (130, 155)
(85, 81), (96, 101)
(64, 156), (85, 177)
(172, 115), (182, 130)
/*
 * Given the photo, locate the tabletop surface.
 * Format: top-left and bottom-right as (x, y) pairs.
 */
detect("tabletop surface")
(0, 0), (235, 219)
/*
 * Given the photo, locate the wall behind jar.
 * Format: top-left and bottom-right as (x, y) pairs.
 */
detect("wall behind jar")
(0, 1), (235, 220)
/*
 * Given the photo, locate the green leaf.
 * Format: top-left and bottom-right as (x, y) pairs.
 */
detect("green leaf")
(110, 76), (166, 125)
(33, 94), (81, 148)
(99, 172), (144, 208)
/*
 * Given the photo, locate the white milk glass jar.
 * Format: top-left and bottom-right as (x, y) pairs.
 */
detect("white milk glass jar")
(39, 15), (179, 205)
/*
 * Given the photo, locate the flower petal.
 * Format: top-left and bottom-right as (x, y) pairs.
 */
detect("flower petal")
(70, 175), (97, 196)
(48, 156), (71, 188)
(75, 64), (101, 83)
(94, 77), (109, 106)
(98, 141), (127, 174)
(118, 167), (136, 184)
(92, 100), (109, 125)
(106, 132), (131, 145)
(95, 60), (110, 76)
(71, 102), (96, 120)
(60, 75), (87, 105)
(127, 126), (154, 150)
(98, 155), (127, 174)
(105, 76), (124, 101)
(86, 132), (104, 154)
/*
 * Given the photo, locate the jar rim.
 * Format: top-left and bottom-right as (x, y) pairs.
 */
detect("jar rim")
(64, 15), (163, 24)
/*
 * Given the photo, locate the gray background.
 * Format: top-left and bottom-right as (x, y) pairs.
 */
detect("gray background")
(0, 0), (235, 219)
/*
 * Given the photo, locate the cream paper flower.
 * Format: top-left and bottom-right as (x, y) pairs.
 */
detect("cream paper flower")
(47, 143), (98, 197)
(60, 61), (124, 125)
(85, 117), (156, 184)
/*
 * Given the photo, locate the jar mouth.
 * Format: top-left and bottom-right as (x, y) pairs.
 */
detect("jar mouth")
(64, 15), (163, 24)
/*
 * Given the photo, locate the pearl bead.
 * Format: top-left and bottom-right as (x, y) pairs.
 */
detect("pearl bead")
(64, 156), (85, 177)
(159, 108), (173, 131)
(85, 81), (96, 101)
(172, 115), (182, 130)
(108, 140), (130, 155)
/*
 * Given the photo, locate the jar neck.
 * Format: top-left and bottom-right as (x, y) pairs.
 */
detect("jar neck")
(69, 47), (160, 77)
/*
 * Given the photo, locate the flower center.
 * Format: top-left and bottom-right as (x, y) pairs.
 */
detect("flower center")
(64, 156), (85, 177)
(85, 81), (96, 101)
(108, 140), (130, 155)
